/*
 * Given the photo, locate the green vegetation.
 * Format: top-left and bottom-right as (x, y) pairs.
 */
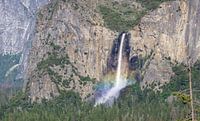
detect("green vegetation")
(0, 91), (9, 105)
(0, 84), (190, 121)
(50, 42), (61, 50)
(98, 5), (144, 32)
(159, 64), (189, 100)
(173, 92), (190, 104)
(37, 52), (70, 71)
(37, 42), (95, 89)
(0, 53), (21, 82)
(79, 75), (95, 85)
(137, 0), (174, 10)
(0, 53), (22, 105)
(47, 0), (58, 20)
(37, 51), (73, 88)
(98, 0), (174, 32)
(37, 51), (94, 88)
(1, 63), (200, 121)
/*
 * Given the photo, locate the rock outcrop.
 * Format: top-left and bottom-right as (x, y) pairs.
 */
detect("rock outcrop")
(130, 0), (200, 88)
(0, 0), (50, 54)
(26, 0), (116, 102)
(26, 0), (200, 101)
(0, 0), (50, 95)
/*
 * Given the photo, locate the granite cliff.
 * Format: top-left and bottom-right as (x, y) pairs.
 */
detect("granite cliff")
(1, 0), (200, 120)
(0, 0), (50, 98)
(25, 0), (200, 102)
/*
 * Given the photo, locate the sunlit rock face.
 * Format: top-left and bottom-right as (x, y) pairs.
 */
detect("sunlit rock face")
(130, 0), (200, 89)
(26, 0), (116, 102)
(26, 0), (200, 102)
(131, 0), (200, 64)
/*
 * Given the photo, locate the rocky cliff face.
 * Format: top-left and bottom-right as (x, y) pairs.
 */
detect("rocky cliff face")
(26, 0), (117, 102)
(0, 0), (50, 54)
(130, 0), (200, 89)
(0, 0), (50, 95)
(26, 0), (200, 101)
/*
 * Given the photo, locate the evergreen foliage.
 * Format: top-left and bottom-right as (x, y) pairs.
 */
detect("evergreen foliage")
(137, 0), (175, 10)
(1, 63), (200, 121)
(98, 5), (144, 32)
(99, 0), (174, 32)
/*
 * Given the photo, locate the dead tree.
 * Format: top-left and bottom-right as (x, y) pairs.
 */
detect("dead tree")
(188, 58), (195, 121)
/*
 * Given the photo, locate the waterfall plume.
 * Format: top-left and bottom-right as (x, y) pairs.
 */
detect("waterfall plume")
(95, 33), (128, 106)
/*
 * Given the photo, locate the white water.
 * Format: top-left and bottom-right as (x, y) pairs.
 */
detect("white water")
(95, 33), (127, 106)
(5, 64), (20, 77)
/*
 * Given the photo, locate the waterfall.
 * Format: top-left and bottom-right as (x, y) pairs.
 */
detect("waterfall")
(115, 33), (126, 88)
(95, 33), (127, 106)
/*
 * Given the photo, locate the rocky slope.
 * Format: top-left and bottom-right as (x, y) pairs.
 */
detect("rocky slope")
(130, 0), (200, 89)
(26, 0), (200, 102)
(26, 0), (116, 102)
(0, 0), (50, 54)
(0, 0), (50, 97)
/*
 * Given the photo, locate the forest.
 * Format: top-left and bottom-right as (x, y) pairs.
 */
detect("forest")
(0, 63), (199, 121)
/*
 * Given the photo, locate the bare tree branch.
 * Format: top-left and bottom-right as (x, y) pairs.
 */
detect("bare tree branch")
(188, 59), (195, 121)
